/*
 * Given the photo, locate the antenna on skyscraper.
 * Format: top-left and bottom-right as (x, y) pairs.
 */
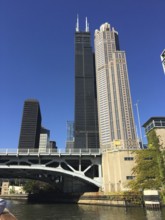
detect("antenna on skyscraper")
(76, 14), (79, 32)
(85, 17), (89, 32)
(135, 100), (143, 148)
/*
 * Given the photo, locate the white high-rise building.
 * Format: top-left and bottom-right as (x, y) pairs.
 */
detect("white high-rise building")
(94, 22), (138, 149)
(160, 49), (165, 74)
(39, 127), (50, 153)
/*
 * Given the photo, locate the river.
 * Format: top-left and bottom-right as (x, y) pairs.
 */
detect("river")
(5, 200), (165, 220)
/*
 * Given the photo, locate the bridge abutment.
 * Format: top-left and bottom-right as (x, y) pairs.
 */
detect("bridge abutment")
(102, 149), (136, 193)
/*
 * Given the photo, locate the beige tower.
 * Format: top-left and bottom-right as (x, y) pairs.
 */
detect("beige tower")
(94, 22), (137, 149)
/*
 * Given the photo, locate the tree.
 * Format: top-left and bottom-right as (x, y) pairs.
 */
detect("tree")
(127, 129), (165, 191)
(148, 129), (165, 183)
(23, 180), (55, 194)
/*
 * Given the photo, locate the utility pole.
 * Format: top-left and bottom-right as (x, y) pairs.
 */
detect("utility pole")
(135, 101), (143, 148)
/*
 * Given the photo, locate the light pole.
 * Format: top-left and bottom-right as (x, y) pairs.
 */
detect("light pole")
(135, 101), (143, 148)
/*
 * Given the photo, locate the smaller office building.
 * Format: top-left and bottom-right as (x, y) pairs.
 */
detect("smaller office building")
(1, 181), (9, 195)
(66, 121), (75, 150)
(18, 99), (42, 149)
(18, 99), (57, 152)
(143, 117), (165, 149)
(39, 127), (50, 153)
(102, 149), (136, 192)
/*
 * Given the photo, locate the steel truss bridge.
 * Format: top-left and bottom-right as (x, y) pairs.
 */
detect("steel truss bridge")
(0, 148), (102, 190)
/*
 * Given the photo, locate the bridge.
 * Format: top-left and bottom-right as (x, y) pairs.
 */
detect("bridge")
(0, 148), (102, 192)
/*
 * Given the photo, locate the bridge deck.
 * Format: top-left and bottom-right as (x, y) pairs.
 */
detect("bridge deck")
(0, 148), (102, 157)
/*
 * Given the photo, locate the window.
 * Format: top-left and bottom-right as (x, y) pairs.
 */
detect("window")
(124, 157), (134, 161)
(126, 176), (135, 180)
(144, 157), (152, 160)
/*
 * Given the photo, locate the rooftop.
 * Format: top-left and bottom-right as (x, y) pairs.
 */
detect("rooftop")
(143, 117), (165, 127)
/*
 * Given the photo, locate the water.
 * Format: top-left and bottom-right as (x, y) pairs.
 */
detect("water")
(6, 200), (165, 220)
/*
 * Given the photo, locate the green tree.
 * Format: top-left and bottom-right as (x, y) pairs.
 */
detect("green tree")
(127, 129), (165, 191)
(23, 180), (54, 194)
(148, 129), (165, 183)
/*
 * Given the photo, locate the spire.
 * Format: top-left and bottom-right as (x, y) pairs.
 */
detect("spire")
(85, 17), (89, 32)
(76, 14), (79, 32)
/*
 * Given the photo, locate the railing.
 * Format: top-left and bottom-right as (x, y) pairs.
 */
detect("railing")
(0, 148), (102, 156)
(0, 145), (140, 156)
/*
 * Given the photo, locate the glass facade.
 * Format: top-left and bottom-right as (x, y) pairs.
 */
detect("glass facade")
(74, 31), (99, 149)
(67, 121), (74, 141)
(18, 100), (42, 149)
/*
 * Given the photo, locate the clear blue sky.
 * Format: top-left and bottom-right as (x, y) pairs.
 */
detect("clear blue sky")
(0, 0), (165, 150)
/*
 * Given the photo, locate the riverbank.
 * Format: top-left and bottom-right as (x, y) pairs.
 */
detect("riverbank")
(0, 192), (147, 207)
(77, 192), (140, 206)
(0, 192), (143, 206)
(27, 191), (143, 207)
(0, 194), (28, 200)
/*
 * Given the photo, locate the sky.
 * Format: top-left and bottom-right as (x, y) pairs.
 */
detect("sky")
(0, 0), (165, 150)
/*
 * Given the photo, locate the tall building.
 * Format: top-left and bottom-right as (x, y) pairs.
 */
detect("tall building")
(18, 99), (42, 149)
(94, 22), (137, 149)
(74, 17), (99, 149)
(160, 49), (165, 74)
(39, 127), (50, 152)
(66, 121), (75, 149)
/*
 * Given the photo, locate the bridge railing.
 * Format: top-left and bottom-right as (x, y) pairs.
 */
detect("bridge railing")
(0, 148), (102, 156)
(0, 146), (139, 156)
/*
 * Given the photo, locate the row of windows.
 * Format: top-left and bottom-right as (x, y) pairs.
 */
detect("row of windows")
(145, 119), (165, 133)
(124, 157), (134, 161)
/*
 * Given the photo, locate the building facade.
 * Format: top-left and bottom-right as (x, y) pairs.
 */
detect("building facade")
(74, 18), (99, 149)
(18, 99), (42, 149)
(102, 149), (136, 192)
(66, 121), (75, 149)
(39, 127), (50, 152)
(94, 23), (137, 149)
(1, 181), (9, 195)
(160, 49), (165, 74)
(143, 117), (165, 149)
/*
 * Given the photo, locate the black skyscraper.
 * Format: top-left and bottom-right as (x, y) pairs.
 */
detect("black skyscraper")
(74, 18), (99, 149)
(18, 99), (42, 149)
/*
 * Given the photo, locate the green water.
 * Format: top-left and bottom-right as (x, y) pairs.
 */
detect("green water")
(6, 200), (165, 220)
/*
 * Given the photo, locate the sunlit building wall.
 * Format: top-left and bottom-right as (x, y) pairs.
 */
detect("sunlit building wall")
(94, 23), (137, 149)
(143, 117), (165, 150)
(39, 127), (50, 153)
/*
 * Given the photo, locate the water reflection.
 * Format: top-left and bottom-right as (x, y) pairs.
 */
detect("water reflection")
(4, 200), (165, 220)
(146, 210), (162, 220)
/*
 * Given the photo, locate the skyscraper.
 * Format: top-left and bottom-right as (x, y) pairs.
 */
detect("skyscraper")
(18, 99), (42, 149)
(74, 17), (99, 149)
(94, 23), (137, 149)
(39, 127), (50, 152)
(160, 49), (165, 74)
(66, 121), (74, 149)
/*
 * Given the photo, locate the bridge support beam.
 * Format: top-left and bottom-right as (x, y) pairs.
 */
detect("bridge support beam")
(0, 150), (102, 190)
